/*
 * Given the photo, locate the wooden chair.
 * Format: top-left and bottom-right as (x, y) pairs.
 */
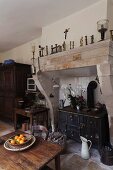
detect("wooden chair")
(41, 166), (53, 170)
(32, 125), (49, 140)
(32, 125), (52, 170)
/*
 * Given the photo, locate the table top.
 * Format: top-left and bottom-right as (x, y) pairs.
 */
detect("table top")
(0, 131), (63, 170)
(15, 107), (49, 113)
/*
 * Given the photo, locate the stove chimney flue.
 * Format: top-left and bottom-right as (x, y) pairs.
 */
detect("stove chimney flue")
(87, 81), (97, 108)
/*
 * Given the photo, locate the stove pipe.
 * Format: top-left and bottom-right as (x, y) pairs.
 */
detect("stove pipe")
(87, 81), (97, 108)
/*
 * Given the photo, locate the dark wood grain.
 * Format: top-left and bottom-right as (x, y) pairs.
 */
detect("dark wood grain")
(0, 63), (31, 122)
(0, 131), (63, 170)
(14, 107), (48, 131)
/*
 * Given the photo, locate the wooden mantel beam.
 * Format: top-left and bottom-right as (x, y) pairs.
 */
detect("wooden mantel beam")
(39, 40), (113, 72)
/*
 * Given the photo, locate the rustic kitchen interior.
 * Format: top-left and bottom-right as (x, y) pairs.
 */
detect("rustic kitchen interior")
(0, 0), (113, 169)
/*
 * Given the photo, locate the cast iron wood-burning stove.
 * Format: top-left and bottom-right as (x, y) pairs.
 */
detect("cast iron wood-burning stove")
(58, 81), (110, 152)
(58, 106), (110, 151)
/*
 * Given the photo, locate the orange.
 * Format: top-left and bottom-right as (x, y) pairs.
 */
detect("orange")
(10, 140), (16, 145)
(19, 140), (24, 144)
(14, 136), (19, 140)
(16, 138), (21, 143)
(21, 137), (26, 141)
(19, 134), (24, 138)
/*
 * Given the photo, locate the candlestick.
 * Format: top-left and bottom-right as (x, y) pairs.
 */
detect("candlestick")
(90, 35), (94, 44)
(80, 37), (83, 46)
(85, 36), (88, 45)
(31, 45), (36, 75)
(110, 30), (113, 41)
(32, 45), (35, 53)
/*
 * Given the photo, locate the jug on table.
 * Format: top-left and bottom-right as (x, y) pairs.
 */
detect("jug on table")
(80, 136), (92, 159)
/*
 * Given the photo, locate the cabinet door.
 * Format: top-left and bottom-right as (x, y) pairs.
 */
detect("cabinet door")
(66, 113), (80, 141)
(0, 69), (4, 92)
(0, 96), (4, 117)
(4, 96), (14, 121)
(58, 111), (67, 134)
(67, 125), (80, 142)
(79, 115), (99, 146)
(67, 113), (79, 127)
(3, 67), (14, 92)
(15, 66), (30, 97)
(86, 117), (99, 148)
(79, 115), (88, 137)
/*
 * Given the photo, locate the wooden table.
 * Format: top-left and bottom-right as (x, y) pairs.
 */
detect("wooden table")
(14, 107), (49, 131)
(0, 131), (63, 170)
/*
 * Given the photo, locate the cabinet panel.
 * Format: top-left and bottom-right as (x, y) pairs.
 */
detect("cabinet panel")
(59, 107), (110, 150)
(15, 66), (30, 96)
(67, 113), (79, 126)
(0, 63), (31, 123)
(67, 125), (80, 142)
(0, 96), (4, 116)
(3, 68), (14, 92)
(59, 111), (67, 122)
(58, 111), (67, 134)
(58, 123), (67, 134)
(4, 96), (14, 121)
(79, 116), (88, 137)
(0, 70), (4, 92)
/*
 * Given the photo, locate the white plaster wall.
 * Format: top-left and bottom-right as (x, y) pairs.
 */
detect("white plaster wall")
(41, 0), (107, 53)
(0, 37), (41, 64)
(0, 0), (110, 130)
(0, 0), (107, 109)
(59, 76), (103, 107)
(40, 0), (107, 107)
(107, 0), (113, 32)
(0, 0), (107, 63)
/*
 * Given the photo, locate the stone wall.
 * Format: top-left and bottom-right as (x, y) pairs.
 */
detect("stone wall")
(35, 40), (113, 140)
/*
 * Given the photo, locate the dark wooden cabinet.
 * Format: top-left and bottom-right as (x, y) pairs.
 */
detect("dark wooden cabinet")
(58, 106), (110, 150)
(0, 63), (31, 122)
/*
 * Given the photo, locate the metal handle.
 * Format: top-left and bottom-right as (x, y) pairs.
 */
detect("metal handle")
(88, 140), (92, 150)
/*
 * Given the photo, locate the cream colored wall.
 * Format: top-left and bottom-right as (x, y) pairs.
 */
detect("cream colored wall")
(0, 0), (110, 127)
(0, 0), (107, 63)
(0, 38), (41, 64)
(107, 0), (113, 31)
(41, 0), (107, 53)
(59, 76), (103, 107)
(40, 0), (107, 106)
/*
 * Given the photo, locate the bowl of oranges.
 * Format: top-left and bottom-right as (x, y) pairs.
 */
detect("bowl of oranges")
(8, 134), (32, 147)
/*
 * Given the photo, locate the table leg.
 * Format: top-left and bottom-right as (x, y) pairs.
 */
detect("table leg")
(55, 154), (60, 170)
(30, 115), (33, 131)
(14, 112), (17, 130)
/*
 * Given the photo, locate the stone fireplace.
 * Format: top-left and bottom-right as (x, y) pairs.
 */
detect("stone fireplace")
(33, 39), (113, 143)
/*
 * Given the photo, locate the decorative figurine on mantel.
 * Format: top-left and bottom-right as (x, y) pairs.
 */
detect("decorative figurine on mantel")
(90, 35), (94, 44)
(31, 45), (36, 75)
(39, 45), (44, 57)
(85, 36), (88, 45)
(62, 41), (66, 51)
(45, 45), (48, 56)
(80, 36), (83, 46)
(70, 41), (74, 49)
(51, 44), (62, 54)
(64, 28), (70, 40)
(97, 19), (109, 41)
(110, 30), (113, 41)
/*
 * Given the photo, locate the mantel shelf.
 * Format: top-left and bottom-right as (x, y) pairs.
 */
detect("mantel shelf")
(39, 39), (113, 72)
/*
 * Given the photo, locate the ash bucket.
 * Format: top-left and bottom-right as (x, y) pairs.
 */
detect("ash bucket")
(101, 145), (113, 166)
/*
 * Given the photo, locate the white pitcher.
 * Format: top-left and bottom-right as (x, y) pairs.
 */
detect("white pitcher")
(80, 136), (92, 159)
